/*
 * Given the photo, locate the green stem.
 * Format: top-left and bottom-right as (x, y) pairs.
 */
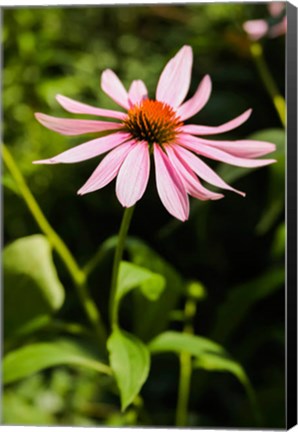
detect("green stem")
(109, 206), (135, 326)
(2, 144), (107, 346)
(250, 42), (286, 127)
(175, 296), (197, 426)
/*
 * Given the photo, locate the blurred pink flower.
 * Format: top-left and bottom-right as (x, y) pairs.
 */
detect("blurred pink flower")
(243, 2), (286, 41)
(35, 46), (276, 221)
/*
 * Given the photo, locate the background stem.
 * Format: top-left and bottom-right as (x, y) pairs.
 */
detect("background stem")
(250, 42), (286, 127)
(2, 144), (107, 346)
(175, 295), (197, 426)
(109, 206), (135, 327)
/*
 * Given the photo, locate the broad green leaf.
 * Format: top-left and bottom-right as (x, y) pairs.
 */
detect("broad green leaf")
(107, 328), (150, 411)
(149, 331), (259, 421)
(127, 238), (186, 341)
(211, 267), (284, 342)
(117, 261), (165, 303)
(148, 331), (256, 400)
(3, 337), (111, 385)
(3, 235), (65, 339)
(193, 352), (260, 423)
(149, 331), (225, 356)
(194, 352), (249, 386)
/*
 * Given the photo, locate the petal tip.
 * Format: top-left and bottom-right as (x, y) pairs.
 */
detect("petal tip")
(56, 94), (64, 102)
(77, 188), (85, 196)
(181, 45), (192, 54)
(246, 108), (253, 118)
(32, 158), (56, 165)
(34, 112), (43, 120)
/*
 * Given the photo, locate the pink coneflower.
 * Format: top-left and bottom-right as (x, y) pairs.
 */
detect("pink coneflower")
(34, 46), (276, 221)
(243, 2), (287, 41)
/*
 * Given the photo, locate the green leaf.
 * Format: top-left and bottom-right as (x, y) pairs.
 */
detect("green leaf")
(194, 352), (249, 386)
(3, 337), (111, 385)
(127, 238), (186, 341)
(148, 331), (225, 356)
(117, 261), (165, 303)
(148, 332), (252, 392)
(107, 328), (150, 411)
(193, 352), (260, 424)
(149, 331), (259, 422)
(3, 235), (65, 339)
(113, 261), (165, 324)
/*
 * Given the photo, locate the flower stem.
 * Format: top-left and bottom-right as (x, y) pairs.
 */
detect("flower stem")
(109, 206), (135, 327)
(2, 144), (107, 346)
(175, 295), (197, 426)
(249, 42), (286, 127)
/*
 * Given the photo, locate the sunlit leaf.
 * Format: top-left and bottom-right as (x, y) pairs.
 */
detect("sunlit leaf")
(149, 331), (259, 421)
(149, 331), (225, 356)
(107, 327), (150, 411)
(3, 337), (111, 385)
(127, 238), (186, 341)
(117, 261), (165, 303)
(3, 235), (65, 339)
(113, 260), (165, 325)
(194, 352), (249, 386)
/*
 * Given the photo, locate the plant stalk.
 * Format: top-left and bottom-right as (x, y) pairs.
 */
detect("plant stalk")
(2, 144), (107, 346)
(175, 296), (197, 426)
(250, 42), (286, 127)
(109, 205), (135, 327)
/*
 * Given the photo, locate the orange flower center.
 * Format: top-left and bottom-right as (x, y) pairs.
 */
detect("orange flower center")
(124, 99), (183, 146)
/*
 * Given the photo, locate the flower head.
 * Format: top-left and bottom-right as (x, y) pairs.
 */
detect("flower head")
(243, 2), (287, 41)
(34, 45), (276, 221)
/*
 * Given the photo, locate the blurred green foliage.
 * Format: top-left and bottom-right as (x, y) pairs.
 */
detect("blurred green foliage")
(3, 4), (285, 428)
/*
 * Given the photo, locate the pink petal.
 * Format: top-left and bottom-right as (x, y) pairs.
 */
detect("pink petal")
(156, 45), (193, 108)
(243, 20), (269, 40)
(165, 145), (224, 201)
(116, 141), (150, 207)
(154, 144), (189, 221)
(101, 69), (130, 110)
(181, 109), (252, 136)
(176, 75), (212, 121)
(172, 144), (245, 196)
(33, 131), (131, 164)
(78, 141), (134, 195)
(184, 142), (276, 168)
(56, 94), (127, 120)
(128, 80), (148, 106)
(182, 135), (276, 158)
(268, 2), (285, 17)
(35, 113), (123, 136)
